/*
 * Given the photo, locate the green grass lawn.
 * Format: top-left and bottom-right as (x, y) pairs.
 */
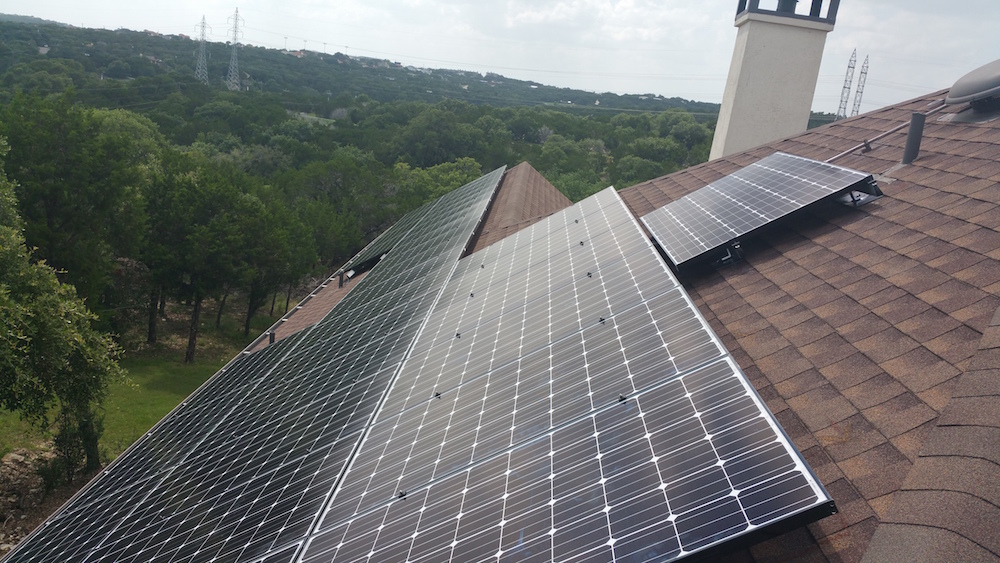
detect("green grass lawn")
(1, 297), (296, 461)
(101, 355), (226, 458)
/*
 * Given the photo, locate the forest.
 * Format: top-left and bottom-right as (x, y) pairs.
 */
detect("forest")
(0, 17), (756, 474)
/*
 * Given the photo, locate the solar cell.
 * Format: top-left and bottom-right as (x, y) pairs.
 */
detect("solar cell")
(641, 152), (877, 266)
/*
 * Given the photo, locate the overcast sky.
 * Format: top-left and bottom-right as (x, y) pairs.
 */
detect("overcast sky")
(6, 0), (1000, 114)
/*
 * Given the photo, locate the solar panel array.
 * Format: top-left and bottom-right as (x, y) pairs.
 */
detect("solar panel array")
(299, 188), (834, 562)
(641, 152), (874, 266)
(9, 176), (834, 563)
(5, 168), (506, 563)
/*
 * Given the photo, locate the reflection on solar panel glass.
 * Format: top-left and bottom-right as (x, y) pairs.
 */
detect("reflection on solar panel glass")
(300, 188), (833, 562)
(641, 152), (873, 266)
(4, 168), (506, 563)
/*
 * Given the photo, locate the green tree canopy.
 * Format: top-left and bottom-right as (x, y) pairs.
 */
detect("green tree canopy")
(0, 138), (125, 477)
(0, 93), (164, 320)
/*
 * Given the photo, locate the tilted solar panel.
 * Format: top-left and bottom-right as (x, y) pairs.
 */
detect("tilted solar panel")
(300, 188), (834, 562)
(641, 152), (877, 267)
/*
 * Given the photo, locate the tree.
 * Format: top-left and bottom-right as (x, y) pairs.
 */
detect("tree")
(0, 93), (162, 323)
(235, 193), (293, 335)
(105, 59), (131, 79)
(394, 157), (483, 208)
(0, 138), (125, 478)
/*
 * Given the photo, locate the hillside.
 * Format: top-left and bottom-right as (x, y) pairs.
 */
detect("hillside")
(0, 18), (721, 119)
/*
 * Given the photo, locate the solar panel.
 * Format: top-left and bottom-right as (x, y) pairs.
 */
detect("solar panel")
(641, 152), (877, 267)
(300, 188), (834, 562)
(9, 177), (835, 563)
(5, 168), (506, 563)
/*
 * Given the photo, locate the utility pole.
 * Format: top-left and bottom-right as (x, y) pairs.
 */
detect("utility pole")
(226, 8), (244, 91)
(195, 16), (210, 86)
(836, 49), (856, 120)
(851, 56), (869, 117)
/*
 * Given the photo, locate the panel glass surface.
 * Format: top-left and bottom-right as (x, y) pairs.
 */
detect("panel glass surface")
(641, 152), (873, 266)
(10, 176), (832, 563)
(300, 188), (833, 562)
(5, 168), (506, 563)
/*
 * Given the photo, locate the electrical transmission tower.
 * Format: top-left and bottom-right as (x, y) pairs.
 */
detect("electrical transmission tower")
(226, 8), (244, 91)
(836, 49), (857, 121)
(195, 16), (210, 86)
(851, 56), (869, 117)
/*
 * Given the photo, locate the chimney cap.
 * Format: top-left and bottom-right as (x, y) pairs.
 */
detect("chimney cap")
(737, 0), (840, 24)
(945, 58), (1000, 106)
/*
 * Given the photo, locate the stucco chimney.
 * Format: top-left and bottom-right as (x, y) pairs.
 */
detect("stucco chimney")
(710, 0), (840, 160)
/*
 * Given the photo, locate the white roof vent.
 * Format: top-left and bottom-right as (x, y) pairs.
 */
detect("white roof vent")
(945, 58), (1000, 111)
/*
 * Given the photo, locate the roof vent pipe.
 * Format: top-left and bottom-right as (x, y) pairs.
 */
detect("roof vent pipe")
(902, 112), (926, 164)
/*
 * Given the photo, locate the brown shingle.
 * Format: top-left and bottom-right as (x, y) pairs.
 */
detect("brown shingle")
(815, 414), (887, 462)
(875, 490), (1000, 555)
(837, 442), (912, 501)
(836, 314), (893, 344)
(862, 524), (998, 563)
(855, 327), (920, 363)
(774, 369), (828, 399)
(861, 392), (938, 438)
(880, 346), (961, 393)
(755, 345), (814, 384)
(819, 353), (884, 391)
(740, 326), (793, 360)
(798, 333), (856, 369)
(843, 372), (908, 410)
(916, 379), (957, 413)
(894, 307), (962, 343)
(780, 315), (835, 347)
(918, 279), (990, 314)
(925, 325), (982, 366)
(871, 293), (930, 324)
(786, 384), (859, 432)
(952, 367), (1000, 398)
(954, 295), (1000, 331)
(938, 395), (1000, 428)
(883, 263), (950, 295)
(811, 296), (870, 328)
(890, 419), (937, 463)
(816, 517), (879, 563)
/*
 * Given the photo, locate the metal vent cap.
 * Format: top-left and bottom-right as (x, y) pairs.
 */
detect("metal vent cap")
(945, 58), (1000, 106)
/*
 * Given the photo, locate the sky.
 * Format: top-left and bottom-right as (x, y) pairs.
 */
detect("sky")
(5, 0), (1000, 114)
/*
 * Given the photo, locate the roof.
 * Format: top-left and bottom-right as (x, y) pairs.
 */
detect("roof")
(465, 161), (572, 254)
(619, 89), (1000, 561)
(9, 82), (1000, 563)
(210, 86), (1000, 562)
